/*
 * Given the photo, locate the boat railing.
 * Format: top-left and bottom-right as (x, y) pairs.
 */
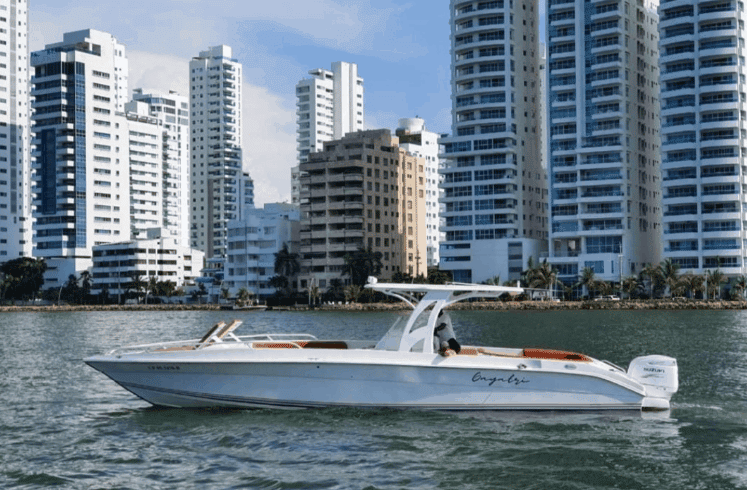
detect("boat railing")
(105, 333), (320, 356)
(106, 338), (206, 356)
(235, 333), (319, 342)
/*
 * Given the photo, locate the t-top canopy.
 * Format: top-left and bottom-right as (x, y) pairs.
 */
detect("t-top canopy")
(365, 279), (524, 353)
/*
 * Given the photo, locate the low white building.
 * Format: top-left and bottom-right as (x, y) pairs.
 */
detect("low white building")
(90, 230), (204, 298)
(224, 203), (299, 299)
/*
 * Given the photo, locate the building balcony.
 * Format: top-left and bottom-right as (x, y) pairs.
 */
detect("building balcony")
(698, 10), (738, 24)
(699, 64), (739, 77)
(698, 28), (737, 41)
(659, 16), (695, 30)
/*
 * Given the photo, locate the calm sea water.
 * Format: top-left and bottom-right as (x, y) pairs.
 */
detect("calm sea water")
(1, 308), (746, 489)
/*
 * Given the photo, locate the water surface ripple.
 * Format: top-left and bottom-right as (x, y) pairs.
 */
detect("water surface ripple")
(1, 309), (745, 489)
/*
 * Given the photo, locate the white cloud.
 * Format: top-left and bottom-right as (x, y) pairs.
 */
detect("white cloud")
(240, 83), (297, 206)
(30, 0), (424, 61)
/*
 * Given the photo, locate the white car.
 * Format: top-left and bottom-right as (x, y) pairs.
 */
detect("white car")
(594, 295), (621, 301)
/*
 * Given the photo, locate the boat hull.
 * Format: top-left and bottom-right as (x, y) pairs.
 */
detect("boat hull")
(85, 354), (649, 411)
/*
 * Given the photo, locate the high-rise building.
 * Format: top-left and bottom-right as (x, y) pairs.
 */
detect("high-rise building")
(292, 61), (364, 204)
(659, 0), (746, 275)
(439, 0), (548, 284)
(129, 89), (191, 246)
(298, 129), (427, 290)
(224, 203), (299, 298)
(396, 117), (443, 268)
(189, 45), (243, 259)
(0, 0), (31, 260)
(545, 0), (662, 286)
(31, 29), (129, 286)
(238, 169), (255, 220)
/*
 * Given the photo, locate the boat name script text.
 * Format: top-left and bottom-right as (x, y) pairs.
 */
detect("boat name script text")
(472, 371), (529, 387)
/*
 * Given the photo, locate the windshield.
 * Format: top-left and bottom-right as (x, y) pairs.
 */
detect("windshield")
(374, 306), (437, 352)
(375, 315), (407, 351)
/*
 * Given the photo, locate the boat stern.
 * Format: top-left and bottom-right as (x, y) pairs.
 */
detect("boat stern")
(627, 355), (678, 410)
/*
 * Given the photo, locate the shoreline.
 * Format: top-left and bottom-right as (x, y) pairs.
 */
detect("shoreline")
(1, 299), (745, 312)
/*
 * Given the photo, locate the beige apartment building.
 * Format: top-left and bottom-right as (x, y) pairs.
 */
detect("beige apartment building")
(298, 129), (427, 290)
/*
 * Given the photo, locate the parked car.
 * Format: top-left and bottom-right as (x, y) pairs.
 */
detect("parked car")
(594, 295), (620, 301)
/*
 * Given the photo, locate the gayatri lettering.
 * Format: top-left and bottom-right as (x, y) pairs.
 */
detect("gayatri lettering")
(472, 371), (529, 387)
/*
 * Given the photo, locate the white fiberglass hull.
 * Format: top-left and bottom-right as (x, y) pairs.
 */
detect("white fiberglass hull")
(85, 348), (660, 411)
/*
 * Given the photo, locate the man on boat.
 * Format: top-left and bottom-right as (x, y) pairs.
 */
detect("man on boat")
(434, 310), (461, 355)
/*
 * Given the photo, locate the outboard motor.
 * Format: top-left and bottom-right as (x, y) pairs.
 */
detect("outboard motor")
(628, 355), (679, 410)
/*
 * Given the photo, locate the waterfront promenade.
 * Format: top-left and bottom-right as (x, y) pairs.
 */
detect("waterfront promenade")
(1, 299), (746, 312)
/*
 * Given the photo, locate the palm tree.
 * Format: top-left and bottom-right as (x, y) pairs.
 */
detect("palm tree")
(732, 275), (747, 301)
(144, 276), (158, 304)
(576, 267), (598, 298)
(344, 284), (362, 303)
(274, 243), (299, 280)
(327, 278), (345, 302)
(529, 260), (559, 299)
(305, 280), (321, 307)
(680, 273), (704, 299)
(128, 273), (146, 304)
(521, 256), (536, 288)
(343, 247), (383, 286)
(79, 270), (92, 303)
(658, 259), (681, 298)
(236, 287), (252, 306)
(640, 263), (663, 298)
(483, 275), (501, 286)
(705, 269), (726, 299)
(622, 276), (640, 299)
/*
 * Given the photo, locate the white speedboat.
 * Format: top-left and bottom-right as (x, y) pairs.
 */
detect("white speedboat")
(85, 281), (678, 411)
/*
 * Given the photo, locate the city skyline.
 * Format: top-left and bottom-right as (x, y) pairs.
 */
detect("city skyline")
(29, 0), (467, 206)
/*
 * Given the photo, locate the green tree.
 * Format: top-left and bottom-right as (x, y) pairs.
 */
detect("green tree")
(343, 247), (383, 286)
(427, 268), (452, 285)
(154, 280), (176, 297)
(129, 273), (147, 304)
(144, 276), (159, 304)
(61, 274), (81, 304)
(326, 278), (345, 302)
(482, 275), (502, 286)
(622, 276), (640, 299)
(274, 243), (299, 279)
(305, 280), (321, 307)
(391, 271), (414, 283)
(79, 270), (93, 304)
(0, 257), (47, 301)
(640, 263), (664, 298)
(732, 275), (747, 300)
(236, 287), (252, 306)
(528, 260), (559, 298)
(576, 267), (598, 298)
(705, 269), (726, 299)
(344, 284), (362, 303)
(681, 273), (705, 299)
(658, 259), (681, 298)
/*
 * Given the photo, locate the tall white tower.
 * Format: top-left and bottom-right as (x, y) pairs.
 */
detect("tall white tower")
(189, 45), (243, 259)
(545, 0), (662, 286)
(659, 0), (747, 276)
(128, 89), (191, 246)
(292, 61), (364, 204)
(0, 0), (31, 260)
(31, 29), (129, 287)
(439, 0), (548, 284)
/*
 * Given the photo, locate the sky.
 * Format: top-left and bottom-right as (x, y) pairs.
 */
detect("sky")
(30, 0), (460, 206)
